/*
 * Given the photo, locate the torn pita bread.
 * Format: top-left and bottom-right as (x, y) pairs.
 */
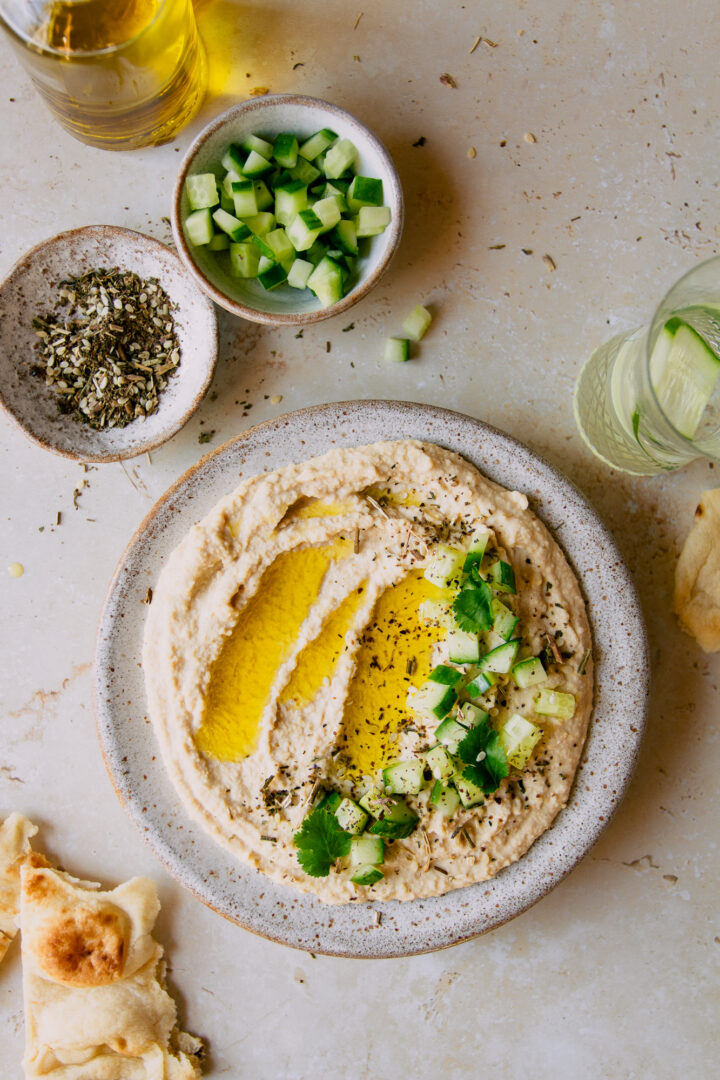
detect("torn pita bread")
(21, 864), (203, 1079)
(0, 813), (46, 964)
(674, 487), (720, 653)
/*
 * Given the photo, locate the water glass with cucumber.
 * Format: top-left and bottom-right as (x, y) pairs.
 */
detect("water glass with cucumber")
(574, 256), (720, 474)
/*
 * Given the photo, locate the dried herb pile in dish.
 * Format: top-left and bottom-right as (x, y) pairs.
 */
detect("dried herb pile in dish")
(31, 267), (181, 429)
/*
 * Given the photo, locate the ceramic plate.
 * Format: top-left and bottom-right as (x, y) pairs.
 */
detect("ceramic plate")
(94, 401), (648, 957)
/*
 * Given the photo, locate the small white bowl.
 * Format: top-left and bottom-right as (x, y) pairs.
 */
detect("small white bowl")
(0, 226), (218, 462)
(172, 95), (404, 325)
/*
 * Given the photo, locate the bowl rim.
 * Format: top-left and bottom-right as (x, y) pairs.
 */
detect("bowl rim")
(171, 94), (405, 326)
(0, 224), (219, 463)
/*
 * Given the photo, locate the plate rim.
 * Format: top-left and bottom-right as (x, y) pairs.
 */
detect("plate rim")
(94, 399), (649, 957)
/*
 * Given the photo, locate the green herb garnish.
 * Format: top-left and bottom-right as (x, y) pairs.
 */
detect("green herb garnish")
(457, 719), (509, 794)
(293, 806), (352, 877)
(452, 580), (493, 633)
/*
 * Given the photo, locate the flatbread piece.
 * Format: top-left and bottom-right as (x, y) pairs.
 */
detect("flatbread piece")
(674, 487), (720, 652)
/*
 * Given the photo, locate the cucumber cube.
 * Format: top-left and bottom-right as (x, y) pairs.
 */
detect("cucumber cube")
(222, 169), (243, 198)
(534, 688), (576, 721)
(324, 137), (358, 179)
(492, 598), (519, 641)
(253, 179), (274, 211)
(350, 834), (384, 866)
(322, 182), (349, 211)
(350, 865), (384, 886)
(418, 598), (454, 627)
(273, 132), (299, 168)
(335, 798), (368, 835)
(465, 670), (496, 699)
(264, 228), (294, 264)
(290, 157), (322, 185)
(184, 209), (214, 246)
(219, 188), (235, 213)
(407, 680), (457, 719)
(402, 303), (433, 342)
(244, 212), (275, 237)
(221, 143), (246, 173)
(331, 218), (358, 256)
(212, 208), (251, 242)
(299, 128), (338, 160)
(241, 133), (274, 158)
(287, 258), (314, 289)
(307, 255), (344, 306)
(186, 172), (219, 211)
(231, 180), (258, 218)
(457, 702), (489, 728)
(287, 209), (325, 251)
(356, 205), (392, 237)
(347, 175), (384, 209)
(367, 796), (419, 839)
(512, 656), (547, 689)
(453, 772), (485, 808)
(429, 664), (464, 687)
(312, 195), (343, 230)
(434, 716), (471, 754)
(446, 628), (480, 664)
(229, 242), (260, 278)
(489, 559), (516, 594)
(478, 639), (520, 674)
(258, 262), (288, 291)
(384, 337), (410, 363)
(382, 759), (426, 795)
(500, 713), (543, 768)
(424, 544), (465, 588)
(274, 180), (309, 226)
(317, 789), (343, 813)
(242, 149), (273, 176)
(425, 745), (455, 782)
(208, 233), (230, 251)
(430, 780), (460, 818)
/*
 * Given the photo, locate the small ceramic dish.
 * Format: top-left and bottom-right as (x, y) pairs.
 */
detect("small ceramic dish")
(172, 95), (404, 325)
(0, 226), (218, 463)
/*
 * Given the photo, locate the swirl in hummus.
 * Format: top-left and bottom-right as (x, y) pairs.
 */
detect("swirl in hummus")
(143, 440), (593, 903)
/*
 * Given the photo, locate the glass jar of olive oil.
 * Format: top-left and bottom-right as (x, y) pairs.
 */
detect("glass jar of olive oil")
(0, 0), (207, 150)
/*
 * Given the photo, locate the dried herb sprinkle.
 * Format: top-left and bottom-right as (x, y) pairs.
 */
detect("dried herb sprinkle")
(31, 267), (181, 430)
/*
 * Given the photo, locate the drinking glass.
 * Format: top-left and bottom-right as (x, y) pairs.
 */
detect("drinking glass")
(0, 0), (207, 150)
(574, 256), (720, 475)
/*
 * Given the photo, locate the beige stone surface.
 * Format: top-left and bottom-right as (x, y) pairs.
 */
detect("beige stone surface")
(1, 1), (718, 1076)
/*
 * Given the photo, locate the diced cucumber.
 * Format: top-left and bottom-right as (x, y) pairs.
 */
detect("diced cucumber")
(273, 132), (299, 169)
(382, 759), (426, 795)
(407, 680), (457, 720)
(317, 789), (343, 813)
(347, 175), (384, 210)
(331, 218), (358, 256)
(241, 132), (274, 158)
(492, 598), (519, 641)
(299, 128), (338, 161)
(290, 157), (322, 185)
(367, 797), (419, 839)
(184, 208), (214, 246)
(477, 639), (520, 674)
(351, 865), (384, 886)
(499, 713), (543, 769)
(324, 137), (358, 179)
(287, 258), (314, 289)
(322, 182), (349, 211)
(253, 179), (274, 211)
(349, 834), (384, 866)
(212, 208), (251, 242)
(462, 527), (491, 572)
(457, 702), (489, 727)
(402, 304), (433, 342)
(274, 179), (309, 226)
(312, 195), (343, 230)
(307, 255), (344, 306)
(335, 798), (368, 834)
(424, 544), (465, 588)
(242, 149), (273, 176)
(419, 598), (455, 628)
(257, 255), (275, 274)
(287, 209), (325, 251)
(489, 559), (516, 594)
(229, 242), (260, 278)
(356, 205), (391, 237)
(430, 780), (460, 818)
(186, 172), (219, 211)
(434, 716), (471, 754)
(358, 788), (383, 816)
(534, 688), (576, 721)
(221, 144), (246, 173)
(453, 771), (485, 808)
(243, 211), (275, 236)
(219, 187), (235, 213)
(384, 337), (410, 363)
(222, 169), (243, 198)
(231, 179), (258, 218)
(208, 232), (230, 251)
(263, 228), (294, 264)
(512, 656), (547, 689)
(465, 669), (497, 699)
(425, 744), (455, 782)
(258, 262), (288, 291)
(446, 628), (481, 664)
(428, 664), (464, 687)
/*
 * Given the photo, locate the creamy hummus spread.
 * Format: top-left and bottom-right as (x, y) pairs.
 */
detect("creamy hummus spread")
(143, 440), (593, 903)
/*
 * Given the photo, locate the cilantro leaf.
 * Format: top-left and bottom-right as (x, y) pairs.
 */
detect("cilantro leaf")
(457, 719), (509, 794)
(452, 580), (493, 633)
(293, 806), (352, 877)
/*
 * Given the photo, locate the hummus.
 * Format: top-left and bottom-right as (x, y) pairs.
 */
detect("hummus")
(143, 440), (593, 903)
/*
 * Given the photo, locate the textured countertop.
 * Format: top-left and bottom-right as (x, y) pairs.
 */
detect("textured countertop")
(1, 1), (718, 1076)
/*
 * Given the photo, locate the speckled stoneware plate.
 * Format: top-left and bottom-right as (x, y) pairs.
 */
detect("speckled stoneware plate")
(94, 400), (648, 957)
(0, 226), (218, 462)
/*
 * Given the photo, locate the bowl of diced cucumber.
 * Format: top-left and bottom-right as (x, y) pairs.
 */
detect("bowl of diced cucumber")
(172, 95), (403, 324)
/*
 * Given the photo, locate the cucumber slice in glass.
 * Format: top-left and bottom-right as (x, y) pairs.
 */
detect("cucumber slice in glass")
(650, 320), (720, 439)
